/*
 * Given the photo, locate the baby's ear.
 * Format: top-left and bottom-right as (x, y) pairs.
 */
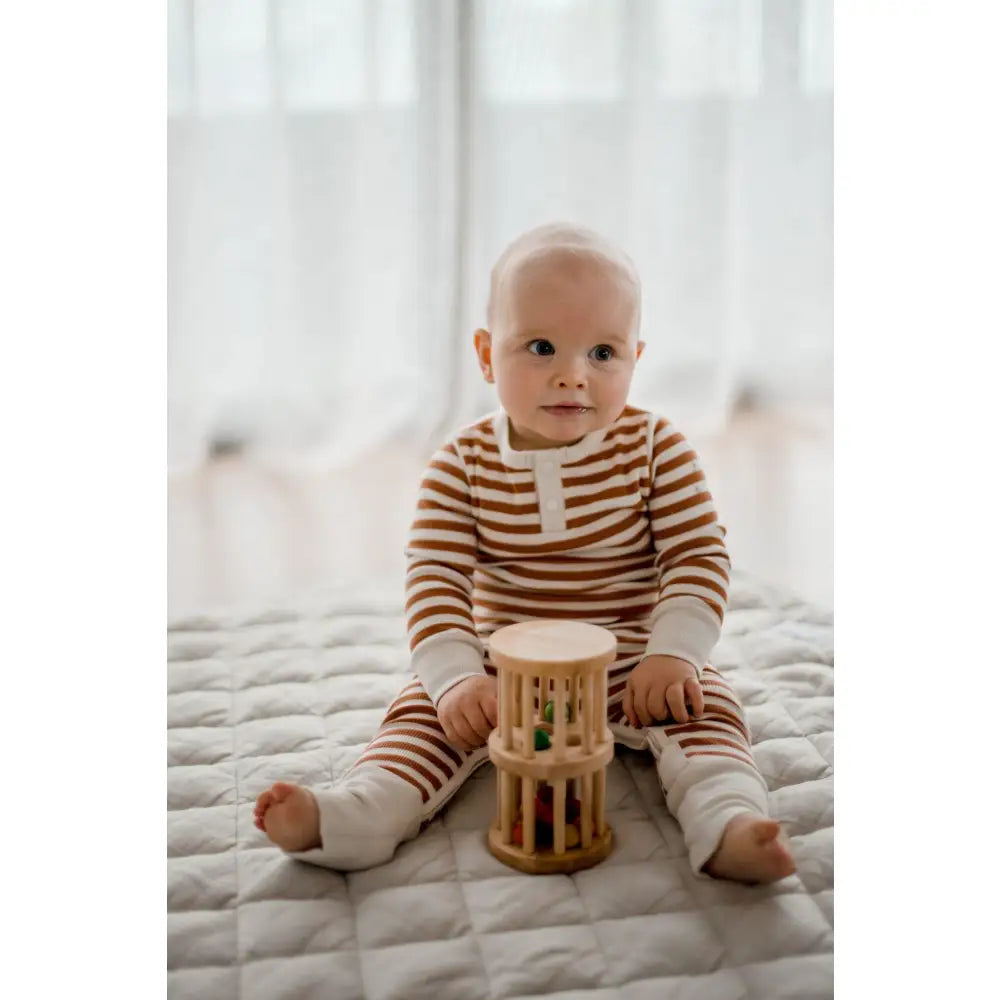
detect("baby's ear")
(474, 328), (494, 382)
(636, 340), (646, 360)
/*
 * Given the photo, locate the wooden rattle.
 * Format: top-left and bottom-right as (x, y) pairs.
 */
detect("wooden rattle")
(487, 620), (616, 874)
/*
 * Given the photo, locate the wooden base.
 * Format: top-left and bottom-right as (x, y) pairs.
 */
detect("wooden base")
(487, 823), (613, 875)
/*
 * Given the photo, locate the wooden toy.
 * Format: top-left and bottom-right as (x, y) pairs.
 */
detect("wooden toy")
(487, 620), (617, 874)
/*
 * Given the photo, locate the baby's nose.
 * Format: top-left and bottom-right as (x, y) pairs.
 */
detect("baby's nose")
(556, 368), (587, 389)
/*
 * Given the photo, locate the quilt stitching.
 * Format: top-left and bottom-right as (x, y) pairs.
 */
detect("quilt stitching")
(167, 574), (833, 999)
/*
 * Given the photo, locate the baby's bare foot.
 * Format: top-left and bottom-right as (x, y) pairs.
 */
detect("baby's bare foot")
(703, 813), (797, 885)
(253, 781), (321, 852)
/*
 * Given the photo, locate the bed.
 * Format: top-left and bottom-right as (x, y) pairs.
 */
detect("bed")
(167, 572), (833, 999)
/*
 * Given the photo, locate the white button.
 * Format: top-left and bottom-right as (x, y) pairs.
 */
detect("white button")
(545, 499), (559, 511)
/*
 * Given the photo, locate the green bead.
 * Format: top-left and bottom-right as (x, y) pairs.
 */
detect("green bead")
(534, 728), (551, 750)
(543, 700), (571, 723)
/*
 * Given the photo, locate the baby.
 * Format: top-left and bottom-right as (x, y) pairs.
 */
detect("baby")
(255, 223), (796, 884)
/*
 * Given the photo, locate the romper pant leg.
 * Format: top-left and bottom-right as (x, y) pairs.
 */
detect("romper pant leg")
(610, 664), (769, 876)
(288, 676), (489, 870)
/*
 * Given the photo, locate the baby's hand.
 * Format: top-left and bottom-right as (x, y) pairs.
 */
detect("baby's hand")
(437, 675), (498, 751)
(623, 655), (704, 728)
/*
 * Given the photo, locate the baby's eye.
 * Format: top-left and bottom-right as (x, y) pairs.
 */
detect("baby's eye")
(527, 339), (555, 356)
(589, 344), (615, 362)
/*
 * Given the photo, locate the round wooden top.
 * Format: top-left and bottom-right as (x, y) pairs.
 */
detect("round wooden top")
(488, 620), (617, 676)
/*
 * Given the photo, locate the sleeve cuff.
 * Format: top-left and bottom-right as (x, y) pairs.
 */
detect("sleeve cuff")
(643, 598), (723, 675)
(411, 635), (487, 706)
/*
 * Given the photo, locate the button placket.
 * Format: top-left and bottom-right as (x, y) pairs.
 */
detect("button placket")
(534, 457), (566, 532)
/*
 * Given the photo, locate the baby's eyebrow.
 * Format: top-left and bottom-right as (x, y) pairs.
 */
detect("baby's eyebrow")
(589, 335), (629, 350)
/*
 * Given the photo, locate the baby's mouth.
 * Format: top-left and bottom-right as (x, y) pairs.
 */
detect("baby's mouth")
(541, 405), (592, 416)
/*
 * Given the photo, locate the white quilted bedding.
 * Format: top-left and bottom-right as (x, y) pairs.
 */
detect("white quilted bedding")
(167, 573), (833, 1000)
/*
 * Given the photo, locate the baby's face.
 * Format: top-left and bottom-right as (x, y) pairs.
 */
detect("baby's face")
(477, 256), (643, 450)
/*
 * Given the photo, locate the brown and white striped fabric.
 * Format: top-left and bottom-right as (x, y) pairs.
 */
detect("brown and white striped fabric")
(405, 405), (730, 708)
(348, 405), (761, 810)
(352, 665), (755, 814)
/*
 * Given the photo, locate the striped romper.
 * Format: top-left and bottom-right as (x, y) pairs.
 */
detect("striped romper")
(291, 406), (770, 875)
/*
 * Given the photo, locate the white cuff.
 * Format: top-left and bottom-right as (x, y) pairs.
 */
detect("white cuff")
(411, 635), (487, 705)
(288, 769), (425, 871)
(672, 769), (770, 876)
(644, 597), (722, 676)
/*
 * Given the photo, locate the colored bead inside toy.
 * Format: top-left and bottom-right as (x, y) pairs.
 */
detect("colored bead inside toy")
(542, 699), (572, 723)
(513, 791), (585, 851)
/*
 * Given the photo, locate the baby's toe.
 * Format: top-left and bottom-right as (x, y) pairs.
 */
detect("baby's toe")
(753, 819), (782, 844)
(769, 841), (797, 877)
(270, 781), (297, 802)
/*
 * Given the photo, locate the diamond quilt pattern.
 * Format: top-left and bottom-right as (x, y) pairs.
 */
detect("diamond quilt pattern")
(167, 574), (833, 999)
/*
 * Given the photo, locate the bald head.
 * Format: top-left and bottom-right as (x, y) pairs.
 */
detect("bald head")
(486, 223), (642, 340)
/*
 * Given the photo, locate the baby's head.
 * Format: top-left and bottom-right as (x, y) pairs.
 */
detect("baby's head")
(475, 223), (644, 450)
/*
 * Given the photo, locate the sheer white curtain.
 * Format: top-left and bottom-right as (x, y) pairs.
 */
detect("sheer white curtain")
(168, 0), (831, 468)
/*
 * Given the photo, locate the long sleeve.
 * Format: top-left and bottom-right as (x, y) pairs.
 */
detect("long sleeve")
(405, 441), (487, 705)
(643, 417), (731, 674)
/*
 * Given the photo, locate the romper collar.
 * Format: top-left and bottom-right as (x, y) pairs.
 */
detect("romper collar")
(492, 410), (613, 469)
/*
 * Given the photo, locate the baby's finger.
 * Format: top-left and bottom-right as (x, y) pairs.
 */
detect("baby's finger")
(646, 683), (668, 723)
(466, 701), (492, 743)
(633, 682), (654, 727)
(482, 688), (499, 728)
(623, 686), (636, 728)
(685, 676), (705, 717)
(666, 684), (689, 724)
(442, 714), (472, 751)
(456, 713), (481, 749)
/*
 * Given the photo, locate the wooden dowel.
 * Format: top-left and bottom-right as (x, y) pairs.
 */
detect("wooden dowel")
(581, 771), (593, 848)
(522, 776), (535, 853)
(594, 670), (603, 743)
(594, 766), (606, 836)
(501, 669), (514, 750)
(599, 668), (608, 742)
(554, 778), (567, 855)
(583, 669), (594, 755)
(501, 769), (514, 843)
(498, 669), (506, 736)
(554, 675), (567, 760)
(570, 674), (579, 723)
(522, 672), (534, 759)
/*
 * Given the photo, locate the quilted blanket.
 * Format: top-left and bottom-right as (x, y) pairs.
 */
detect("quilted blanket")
(167, 573), (833, 1000)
